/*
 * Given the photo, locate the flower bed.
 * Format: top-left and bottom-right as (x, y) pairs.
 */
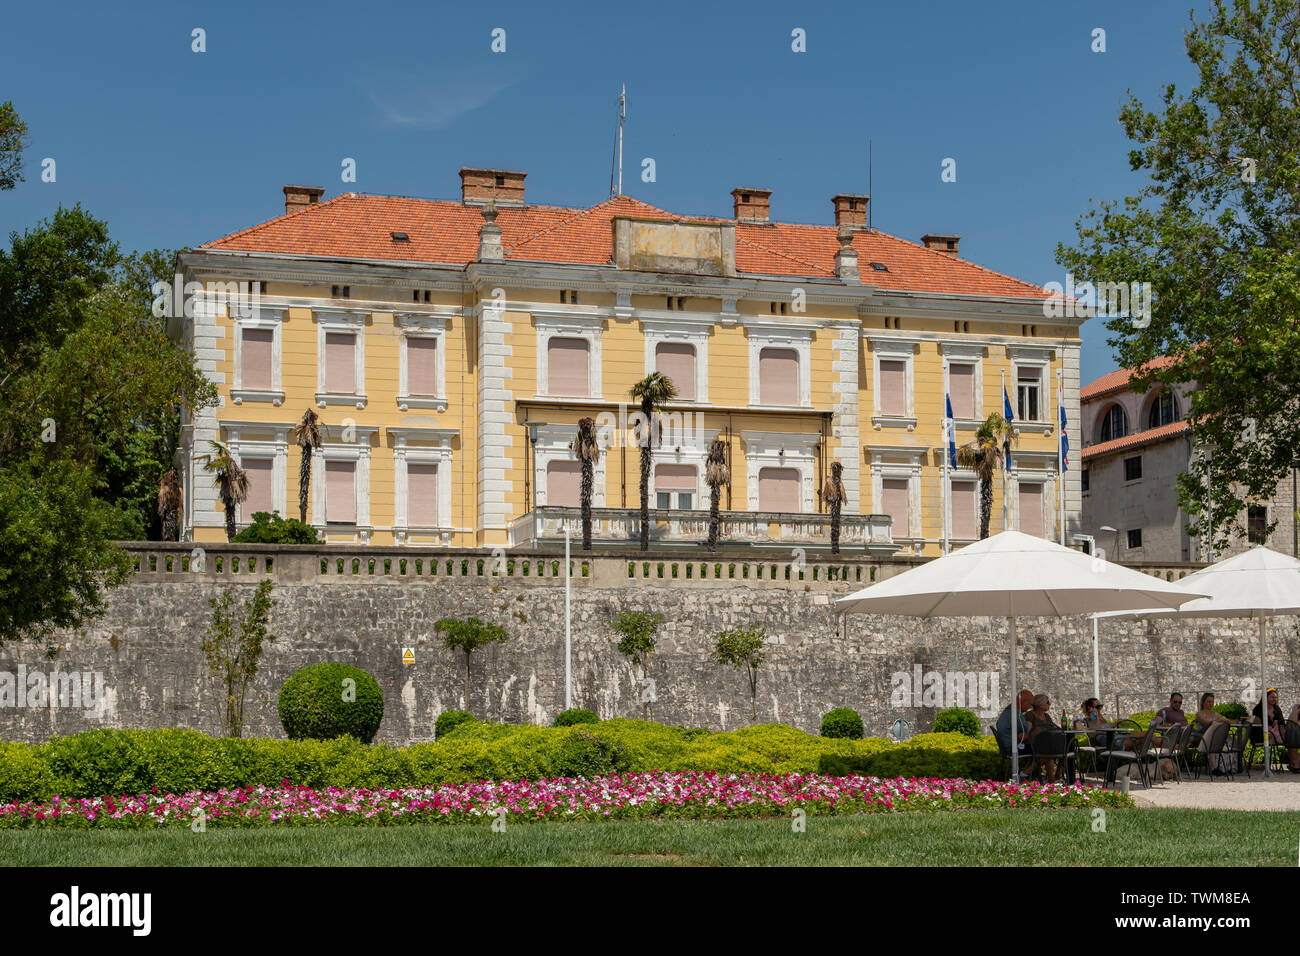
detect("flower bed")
(0, 773), (1131, 829)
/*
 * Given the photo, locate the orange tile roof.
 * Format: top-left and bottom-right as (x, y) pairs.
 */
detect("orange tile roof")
(1081, 356), (1179, 401)
(200, 192), (1052, 300)
(1080, 419), (1190, 461)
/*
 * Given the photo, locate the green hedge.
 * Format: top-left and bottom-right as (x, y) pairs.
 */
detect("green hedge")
(1, 723), (1011, 802)
(933, 707), (980, 737)
(278, 663), (384, 744)
(820, 708), (864, 739)
(553, 709), (600, 727)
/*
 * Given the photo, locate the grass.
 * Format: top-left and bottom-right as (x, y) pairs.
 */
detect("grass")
(0, 808), (1292, 866)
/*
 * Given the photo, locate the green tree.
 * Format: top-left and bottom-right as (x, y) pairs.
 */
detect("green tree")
(434, 616), (509, 716)
(570, 416), (601, 550)
(291, 408), (322, 524)
(0, 101), (29, 191)
(1056, 0), (1300, 550)
(822, 460), (846, 553)
(202, 441), (247, 542)
(713, 625), (767, 723)
(611, 610), (661, 719)
(955, 412), (1015, 539)
(202, 579), (276, 738)
(629, 372), (677, 551)
(705, 435), (730, 552)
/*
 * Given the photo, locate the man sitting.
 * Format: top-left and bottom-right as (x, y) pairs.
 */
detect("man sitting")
(995, 689), (1035, 780)
(1152, 692), (1188, 729)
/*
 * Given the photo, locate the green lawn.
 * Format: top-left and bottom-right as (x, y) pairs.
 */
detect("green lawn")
(0, 808), (1292, 866)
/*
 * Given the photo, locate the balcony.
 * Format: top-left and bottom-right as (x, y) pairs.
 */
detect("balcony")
(508, 506), (898, 554)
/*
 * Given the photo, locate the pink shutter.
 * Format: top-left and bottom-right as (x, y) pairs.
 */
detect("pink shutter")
(655, 464), (696, 491)
(407, 463), (438, 527)
(325, 460), (356, 524)
(407, 338), (438, 395)
(655, 343), (695, 400)
(949, 364), (975, 420)
(242, 329), (273, 391)
(879, 360), (906, 416)
(758, 467), (800, 512)
(241, 458), (273, 518)
(548, 338), (589, 396)
(546, 461), (581, 507)
(325, 333), (356, 394)
(881, 478), (910, 533)
(951, 480), (977, 540)
(1019, 482), (1043, 537)
(759, 348), (798, 406)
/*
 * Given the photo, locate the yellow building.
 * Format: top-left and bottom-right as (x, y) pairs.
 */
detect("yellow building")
(174, 169), (1082, 554)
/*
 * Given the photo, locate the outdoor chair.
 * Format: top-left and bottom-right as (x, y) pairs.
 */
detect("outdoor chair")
(1156, 723), (1187, 783)
(1222, 723), (1249, 779)
(1192, 721), (1229, 780)
(1030, 730), (1074, 785)
(1102, 725), (1158, 789)
(1072, 729), (1103, 781)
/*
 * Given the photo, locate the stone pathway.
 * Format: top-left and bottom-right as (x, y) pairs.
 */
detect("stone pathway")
(1127, 774), (1300, 812)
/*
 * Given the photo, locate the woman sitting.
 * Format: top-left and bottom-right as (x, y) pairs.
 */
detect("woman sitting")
(1193, 692), (1227, 777)
(1026, 694), (1062, 784)
(1250, 689), (1300, 772)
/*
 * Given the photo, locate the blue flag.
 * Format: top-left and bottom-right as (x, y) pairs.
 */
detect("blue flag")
(1002, 383), (1014, 466)
(944, 394), (957, 468)
(1058, 385), (1069, 471)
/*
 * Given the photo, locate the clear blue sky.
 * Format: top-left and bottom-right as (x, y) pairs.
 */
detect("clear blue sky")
(1, 0), (1206, 383)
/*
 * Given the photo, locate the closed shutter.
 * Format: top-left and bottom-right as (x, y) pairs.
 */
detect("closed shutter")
(759, 348), (798, 406)
(654, 464), (696, 492)
(325, 460), (356, 524)
(655, 342), (696, 400)
(242, 329), (273, 391)
(1019, 482), (1043, 537)
(951, 480), (977, 540)
(879, 360), (906, 416)
(949, 364), (975, 420)
(242, 458), (273, 518)
(548, 338), (589, 396)
(881, 478), (910, 534)
(758, 467), (800, 512)
(325, 333), (356, 394)
(546, 460), (581, 507)
(407, 463), (438, 527)
(407, 338), (438, 395)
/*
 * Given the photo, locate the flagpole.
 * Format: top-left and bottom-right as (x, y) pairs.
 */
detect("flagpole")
(1057, 368), (1066, 546)
(942, 361), (950, 556)
(1001, 370), (1009, 531)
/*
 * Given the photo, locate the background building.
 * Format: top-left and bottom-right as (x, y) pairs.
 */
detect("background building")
(174, 168), (1083, 552)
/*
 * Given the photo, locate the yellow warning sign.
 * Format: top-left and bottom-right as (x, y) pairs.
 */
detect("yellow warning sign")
(401, 647), (415, 665)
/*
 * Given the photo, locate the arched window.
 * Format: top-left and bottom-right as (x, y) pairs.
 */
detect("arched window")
(1098, 404), (1127, 443)
(1148, 391), (1178, 429)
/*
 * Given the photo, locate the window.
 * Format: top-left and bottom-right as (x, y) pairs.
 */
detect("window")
(758, 467), (800, 512)
(1127, 528), (1143, 549)
(878, 359), (907, 417)
(407, 338), (438, 396)
(1018, 482), (1044, 537)
(1149, 391), (1179, 429)
(655, 342), (696, 401)
(325, 332), (356, 394)
(1124, 456), (1142, 481)
(545, 461), (581, 508)
(547, 337), (590, 396)
(241, 458), (274, 519)
(324, 460), (357, 524)
(1016, 367), (1041, 421)
(951, 480), (977, 540)
(1098, 404), (1127, 443)
(1248, 505), (1267, 544)
(948, 363), (976, 420)
(655, 464), (696, 510)
(1081, 467), (1089, 493)
(880, 478), (910, 533)
(241, 329), (273, 391)
(407, 463), (439, 527)
(758, 347), (799, 406)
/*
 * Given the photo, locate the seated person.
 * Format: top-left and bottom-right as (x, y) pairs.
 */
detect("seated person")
(1026, 694), (1062, 784)
(1193, 692), (1227, 776)
(1074, 698), (1112, 731)
(1251, 689), (1300, 772)
(995, 689), (1034, 779)
(1153, 692), (1189, 728)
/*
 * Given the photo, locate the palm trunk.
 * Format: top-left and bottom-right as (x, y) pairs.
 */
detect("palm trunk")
(580, 457), (593, 550)
(979, 476), (994, 539)
(708, 483), (721, 551)
(298, 444), (312, 523)
(830, 499), (842, 553)
(639, 400), (653, 551)
(224, 500), (236, 541)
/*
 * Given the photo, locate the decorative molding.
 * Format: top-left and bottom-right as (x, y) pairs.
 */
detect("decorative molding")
(641, 318), (710, 404)
(231, 306), (285, 405)
(534, 311), (604, 399)
(395, 312), (448, 412)
(530, 423), (608, 508)
(391, 428), (457, 544)
(740, 430), (820, 512)
(315, 309), (367, 408)
(745, 325), (813, 408)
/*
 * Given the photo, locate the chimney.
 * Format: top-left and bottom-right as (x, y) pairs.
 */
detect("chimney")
(921, 233), (961, 257)
(731, 187), (772, 223)
(283, 185), (324, 215)
(477, 201), (504, 261)
(834, 224), (860, 283)
(831, 194), (869, 229)
(460, 167), (526, 206)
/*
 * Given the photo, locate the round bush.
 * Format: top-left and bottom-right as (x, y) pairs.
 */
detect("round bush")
(554, 708), (600, 727)
(933, 707), (980, 737)
(550, 730), (630, 778)
(435, 710), (477, 740)
(1215, 701), (1249, 721)
(278, 663), (384, 744)
(820, 708), (865, 739)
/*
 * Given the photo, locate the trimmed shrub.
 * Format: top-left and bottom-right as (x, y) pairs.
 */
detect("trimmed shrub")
(933, 707), (980, 737)
(550, 730), (631, 778)
(817, 733), (1000, 780)
(435, 710), (477, 740)
(1215, 702), (1249, 721)
(820, 708), (864, 739)
(553, 708), (600, 727)
(278, 663), (384, 744)
(232, 511), (320, 544)
(0, 742), (55, 803)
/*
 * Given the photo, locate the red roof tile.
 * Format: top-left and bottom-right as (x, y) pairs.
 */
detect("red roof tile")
(1081, 356), (1179, 401)
(200, 192), (1051, 299)
(1080, 419), (1190, 461)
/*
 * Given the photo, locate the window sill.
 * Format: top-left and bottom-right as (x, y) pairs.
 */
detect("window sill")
(316, 392), (368, 409)
(872, 415), (918, 431)
(397, 395), (449, 412)
(231, 389), (285, 406)
(1012, 422), (1055, 436)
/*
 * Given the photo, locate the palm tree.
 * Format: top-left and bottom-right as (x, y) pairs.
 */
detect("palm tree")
(955, 412), (1015, 540)
(291, 409), (322, 524)
(705, 436), (730, 552)
(628, 372), (678, 551)
(570, 417), (601, 550)
(157, 467), (184, 541)
(202, 440), (248, 542)
(822, 460), (846, 553)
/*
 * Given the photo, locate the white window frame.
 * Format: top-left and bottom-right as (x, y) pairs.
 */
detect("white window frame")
(1007, 346), (1055, 433)
(221, 420), (290, 525)
(865, 334), (921, 430)
(534, 310), (604, 399)
(947, 469), (980, 544)
(532, 423), (608, 508)
(651, 446), (709, 510)
(230, 306), (285, 407)
(315, 309), (368, 409)
(1009, 450), (1059, 538)
(741, 430), (819, 513)
(939, 342), (984, 430)
(391, 427), (457, 545)
(866, 444), (925, 551)
(396, 313), (448, 412)
(642, 317), (710, 404)
(746, 322), (813, 408)
(311, 424), (378, 543)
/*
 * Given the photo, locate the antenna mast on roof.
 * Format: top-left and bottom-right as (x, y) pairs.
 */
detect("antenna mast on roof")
(868, 139), (873, 232)
(609, 84), (626, 199)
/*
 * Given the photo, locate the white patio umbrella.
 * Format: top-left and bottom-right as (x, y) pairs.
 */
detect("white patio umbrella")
(836, 530), (1208, 779)
(1094, 546), (1300, 778)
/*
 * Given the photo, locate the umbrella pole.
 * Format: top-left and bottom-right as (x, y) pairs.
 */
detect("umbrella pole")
(1260, 616), (1273, 779)
(1009, 616), (1018, 782)
(1092, 616), (1100, 700)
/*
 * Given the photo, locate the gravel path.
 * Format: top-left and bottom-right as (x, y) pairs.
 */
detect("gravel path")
(1128, 776), (1300, 812)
